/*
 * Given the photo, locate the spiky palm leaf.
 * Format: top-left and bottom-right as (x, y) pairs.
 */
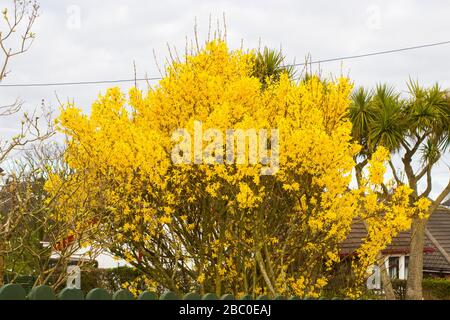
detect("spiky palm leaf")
(366, 84), (407, 152)
(349, 87), (376, 153)
(252, 47), (295, 85)
(405, 80), (449, 159)
(420, 139), (440, 166)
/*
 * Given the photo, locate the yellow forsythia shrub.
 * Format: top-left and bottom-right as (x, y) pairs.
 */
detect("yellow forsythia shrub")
(46, 40), (424, 297)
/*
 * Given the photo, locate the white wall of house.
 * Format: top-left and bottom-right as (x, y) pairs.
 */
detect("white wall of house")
(43, 241), (129, 269)
(95, 251), (129, 269)
(367, 254), (409, 290)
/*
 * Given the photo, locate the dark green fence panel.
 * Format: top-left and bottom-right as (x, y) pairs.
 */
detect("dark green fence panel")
(28, 285), (56, 300)
(1, 283), (346, 301)
(0, 284), (27, 300)
(220, 294), (235, 300)
(58, 288), (84, 300)
(183, 292), (201, 300)
(113, 289), (134, 300)
(138, 291), (158, 300)
(160, 291), (179, 300)
(86, 288), (112, 300)
(202, 293), (218, 300)
(4, 275), (36, 294)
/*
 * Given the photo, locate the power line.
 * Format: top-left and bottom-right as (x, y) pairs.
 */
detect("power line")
(1, 40), (450, 88)
(286, 40), (450, 67)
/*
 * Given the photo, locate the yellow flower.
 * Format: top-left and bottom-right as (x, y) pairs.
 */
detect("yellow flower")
(197, 273), (206, 284)
(159, 216), (172, 224)
(415, 197), (431, 219)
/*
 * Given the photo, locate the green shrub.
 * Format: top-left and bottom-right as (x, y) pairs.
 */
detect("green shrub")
(81, 267), (142, 294)
(391, 278), (450, 300)
(391, 279), (406, 300)
(423, 278), (450, 300)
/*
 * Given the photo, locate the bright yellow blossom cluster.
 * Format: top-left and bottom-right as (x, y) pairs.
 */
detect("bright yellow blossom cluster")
(347, 147), (431, 297)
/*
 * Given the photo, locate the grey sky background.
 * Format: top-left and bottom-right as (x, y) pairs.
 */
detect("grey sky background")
(0, 0), (449, 198)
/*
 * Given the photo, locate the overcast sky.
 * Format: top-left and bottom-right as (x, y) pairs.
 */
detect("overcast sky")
(0, 0), (449, 198)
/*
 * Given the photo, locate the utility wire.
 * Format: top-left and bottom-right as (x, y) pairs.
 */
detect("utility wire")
(1, 40), (450, 88)
(285, 40), (450, 67)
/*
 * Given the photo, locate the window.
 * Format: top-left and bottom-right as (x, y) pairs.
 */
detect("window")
(389, 256), (400, 279)
(404, 256), (409, 279)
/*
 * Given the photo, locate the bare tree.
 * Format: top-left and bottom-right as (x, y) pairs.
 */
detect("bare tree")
(0, 0), (55, 286)
(0, 0), (39, 82)
(0, 1), (52, 164)
(1, 144), (102, 289)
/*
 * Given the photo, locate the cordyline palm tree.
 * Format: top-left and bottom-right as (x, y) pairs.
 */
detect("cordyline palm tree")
(350, 84), (407, 184)
(251, 47), (296, 86)
(349, 84), (405, 299)
(350, 81), (450, 300)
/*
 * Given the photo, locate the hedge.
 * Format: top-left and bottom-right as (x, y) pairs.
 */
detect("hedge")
(81, 266), (141, 294)
(392, 278), (450, 300)
(423, 278), (450, 300)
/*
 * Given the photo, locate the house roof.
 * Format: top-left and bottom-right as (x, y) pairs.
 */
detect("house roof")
(341, 220), (431, 255)
(342, 207), (450, 273)
(442, 198), (450, 207)
(424, 208), (450, 273)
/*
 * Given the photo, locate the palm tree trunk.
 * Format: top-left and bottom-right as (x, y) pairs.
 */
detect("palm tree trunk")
(405, 217), (424, 300)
